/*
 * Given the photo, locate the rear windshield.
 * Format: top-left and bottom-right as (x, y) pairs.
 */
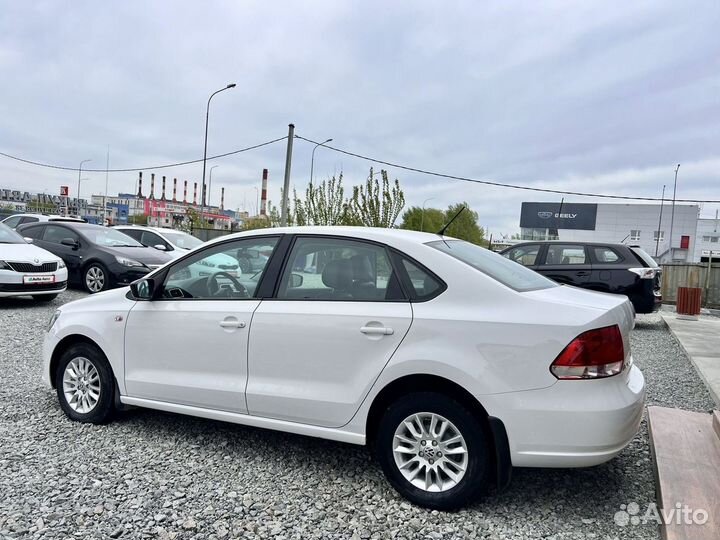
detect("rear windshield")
(630, 247), (659, 268)
(427, 240), (558, 292)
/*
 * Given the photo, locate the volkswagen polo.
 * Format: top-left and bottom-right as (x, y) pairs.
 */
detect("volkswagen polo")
(42, 227), (645, 509)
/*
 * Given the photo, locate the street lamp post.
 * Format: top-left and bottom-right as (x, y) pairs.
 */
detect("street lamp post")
(420, 197), (435, 232)
(310, 138), (333, 184)
(667, 164), (680, 259)
(208, 165), (219, 212)
(253, 186), (259, 217)
(77, 159), (92, 217)
(200, 83), (236, 223)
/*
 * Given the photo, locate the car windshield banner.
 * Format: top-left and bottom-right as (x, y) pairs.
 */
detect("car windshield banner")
(520, 202), (598, 230)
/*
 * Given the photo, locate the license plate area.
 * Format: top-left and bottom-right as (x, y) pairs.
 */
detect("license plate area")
(23, 275), (55, 284)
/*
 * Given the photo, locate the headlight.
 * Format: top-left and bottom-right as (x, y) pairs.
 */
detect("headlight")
(0, 260), (11, 270)
(47, 310), (61, 331)
(57, 259), (66, 269)
(115, 256), (145, 267)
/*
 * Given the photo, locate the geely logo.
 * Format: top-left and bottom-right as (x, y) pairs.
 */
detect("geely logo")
(537, 211), (553, 219)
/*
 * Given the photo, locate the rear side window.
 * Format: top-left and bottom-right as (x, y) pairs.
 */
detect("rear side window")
(20, 225), (44, 239)
(543, 245), (587, 265)
(3, 216), (22, 228)
(630, 247), (659, 268)
(427, 240), (557, 292)
(20, 216), (39, 224)
(400, 258), (444, 301)
(592, 247), (623, 263)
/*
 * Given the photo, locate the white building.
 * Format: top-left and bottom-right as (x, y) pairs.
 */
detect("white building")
(694, 215), (720, 262)
(519, 202), (700, 263)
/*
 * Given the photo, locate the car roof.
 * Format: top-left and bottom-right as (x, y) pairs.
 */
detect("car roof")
(503, 240), (631, 248)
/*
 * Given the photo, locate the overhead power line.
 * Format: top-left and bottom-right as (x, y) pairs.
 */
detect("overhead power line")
(295, 134), (719, 204)
(0, 136), (288, 173)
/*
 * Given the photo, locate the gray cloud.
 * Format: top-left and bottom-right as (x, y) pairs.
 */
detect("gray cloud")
(0, 0), (718, 233)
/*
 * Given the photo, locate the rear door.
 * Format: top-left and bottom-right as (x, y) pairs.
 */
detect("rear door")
(587, 245), (629, 294)
(246, 235), (412, 428)
(537, 244), (591, 287)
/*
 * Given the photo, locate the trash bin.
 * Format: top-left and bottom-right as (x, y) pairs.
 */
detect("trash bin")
(676, 286), (702, 316)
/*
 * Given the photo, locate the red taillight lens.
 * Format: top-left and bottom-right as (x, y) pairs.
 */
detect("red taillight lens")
(550, 325), (625, 380)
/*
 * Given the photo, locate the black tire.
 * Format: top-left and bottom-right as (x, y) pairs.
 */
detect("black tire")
(374, 392), (490, 510)
(54, 342), (115, 424)
(33, 294), (58, 302)
(83, 262), (109, 293)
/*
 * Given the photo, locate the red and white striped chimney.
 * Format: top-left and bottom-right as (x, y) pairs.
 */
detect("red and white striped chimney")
(183, 180), (188, 203)
(137, 172), (143, 198)
(193, 182), (198, 205)
(149, 173), (156, 200)
(172, 178), (177, 202)
(161, 176), (167, 201)
(260, 168), (268, 216)
(220, 187), (225, 211)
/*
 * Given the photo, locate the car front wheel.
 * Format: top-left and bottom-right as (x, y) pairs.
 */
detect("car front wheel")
(54, 343), (115, 424)
(375, 392), (489, 510)
(84, 263), (108, 293)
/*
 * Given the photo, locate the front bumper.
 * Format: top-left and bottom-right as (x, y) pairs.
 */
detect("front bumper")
(0, 267), (69, 297)
(482, 362), (645, 468)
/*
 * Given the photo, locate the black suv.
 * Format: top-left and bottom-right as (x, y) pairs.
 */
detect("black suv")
(500, 241), (662, 313)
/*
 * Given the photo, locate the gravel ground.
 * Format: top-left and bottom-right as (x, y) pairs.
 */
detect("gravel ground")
(0, 291), (716, 540)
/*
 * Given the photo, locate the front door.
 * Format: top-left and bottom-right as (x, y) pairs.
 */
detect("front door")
(37, 224), (84, 281)
(246, 236), (413, 428)
(124, 236), (280, 413)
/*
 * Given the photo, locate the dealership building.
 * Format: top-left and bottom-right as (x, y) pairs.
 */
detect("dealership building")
(519, 202), (704, 263)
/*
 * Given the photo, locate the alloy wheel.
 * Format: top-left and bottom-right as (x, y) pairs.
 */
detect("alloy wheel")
(62, 357), (101, 414)
(392, 412), (469, 492)
(85, 266), (105, 292)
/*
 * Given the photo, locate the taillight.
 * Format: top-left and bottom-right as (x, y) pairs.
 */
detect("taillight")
(628, 267), (657, 279)
(550, 325), (625, 380)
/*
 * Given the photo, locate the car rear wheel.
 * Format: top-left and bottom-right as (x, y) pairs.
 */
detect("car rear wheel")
(33, 294), (58, 302)
(54, 343), (114, 424)
(84, 263), (108, 293)
(375, 392), (489, 510)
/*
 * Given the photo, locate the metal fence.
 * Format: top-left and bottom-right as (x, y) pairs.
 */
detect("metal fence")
(661, 263), (720, 308)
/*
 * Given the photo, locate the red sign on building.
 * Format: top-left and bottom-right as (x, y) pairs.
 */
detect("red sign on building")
(60, 186), (69, 196)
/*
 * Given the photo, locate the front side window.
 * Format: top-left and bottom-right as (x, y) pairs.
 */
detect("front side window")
(428, 240), (556, 292)
(161, 230), (203, 250)
(277, 237), (403, 301)
(162, 236), (278, 299)
(503, 244), (540, 266)
(83, 227), (144, 247)
(543, 245), (587, 265)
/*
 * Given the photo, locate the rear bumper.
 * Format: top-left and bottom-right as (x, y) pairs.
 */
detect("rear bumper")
(482, 363), (645, 468)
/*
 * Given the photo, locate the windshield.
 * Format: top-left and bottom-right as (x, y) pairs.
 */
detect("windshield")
(0, 223), (26, 244)
(630, 247), (659, 268)
(161, 230), (203, 250)
(83, 228), (145, 247)
(427, 239), (558, 292)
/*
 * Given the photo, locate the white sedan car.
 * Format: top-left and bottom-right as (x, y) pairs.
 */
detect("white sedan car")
(42, 227), (644, 509)
(0, 222), (68, 301)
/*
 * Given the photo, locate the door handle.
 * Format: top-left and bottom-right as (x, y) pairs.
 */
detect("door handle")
(575, 271), (591, 276)
(360, 326), (394, 336)
(219, 319), (246, 329)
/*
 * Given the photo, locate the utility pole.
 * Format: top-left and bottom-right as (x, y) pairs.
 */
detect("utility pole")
(668, 164), (680, 258)
(310, 138), (332, 185)
(280, 123), (295, 226)
(104, 145), (110, 226)
(655, 185), (666, 257)
(77, 159), (92, 217)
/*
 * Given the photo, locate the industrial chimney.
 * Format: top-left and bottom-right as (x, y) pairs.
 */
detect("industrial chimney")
(193, 182), (198, 206)
(172, 178), (177, 202)
(161, 176), (167, 201)
(149, 173), (156, 200)
(260, 168), (268, 216)
(220, 187), (225, 211)
(183, 180), (188, 204)
(136, 172), (143, 198)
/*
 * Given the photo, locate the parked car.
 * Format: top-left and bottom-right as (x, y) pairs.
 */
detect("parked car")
(500, 241), (662, 313)
(17, 222), (173, 293)
(113, 225), (240, 278)
(43, 227), (644, 509)
(1, 213), (86, 229)
(0, 222), (68, 301)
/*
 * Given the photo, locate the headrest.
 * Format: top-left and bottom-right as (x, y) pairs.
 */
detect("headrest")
(322, 259), (352, 290)
(350, 255), (374, 283)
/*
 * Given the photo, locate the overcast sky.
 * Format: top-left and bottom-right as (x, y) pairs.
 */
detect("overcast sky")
(1, 1), (718, 234)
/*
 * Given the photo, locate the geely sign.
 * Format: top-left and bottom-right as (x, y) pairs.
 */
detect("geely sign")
(521, 202), (598, 230)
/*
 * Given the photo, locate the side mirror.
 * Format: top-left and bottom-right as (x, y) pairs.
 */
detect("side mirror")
(130, 278), (155, 300)
(60, 238), (79, 249)
(24, 237), (33, 244)
(289, 273), (304, 288)
(153, 244), (168, 251)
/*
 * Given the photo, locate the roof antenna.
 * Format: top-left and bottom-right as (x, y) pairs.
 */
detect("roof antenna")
(437, 205), (467, 236)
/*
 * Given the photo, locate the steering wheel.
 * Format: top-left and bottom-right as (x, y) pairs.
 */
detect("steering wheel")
(207, 271), (248, 297)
